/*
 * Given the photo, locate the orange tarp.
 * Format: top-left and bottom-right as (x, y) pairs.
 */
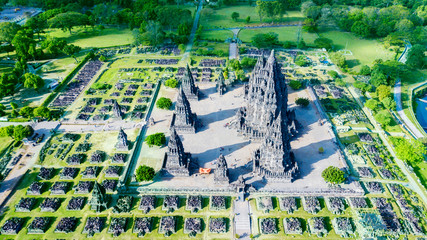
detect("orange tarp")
(199, 168), (211, 174)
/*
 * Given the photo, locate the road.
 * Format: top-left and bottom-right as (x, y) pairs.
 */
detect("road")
(179, 0), (203, 64)
(394, 80), (425, 138)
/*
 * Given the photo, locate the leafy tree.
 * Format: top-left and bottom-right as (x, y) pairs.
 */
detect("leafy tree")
(406, 44), (426, 69)
(295, 98), (310, 107)
(376, 85), (391, 101)
(0, 125), (14, 137)
(0, 22), (20, 44)
(165, 78), (178, 88)
(289, 80), (302, 90)
(23, 73), (44, 91)
(369, 70), (387, 87)
(297, 39), (307, 49)
(359, 65), (371, 75)
(392, 137), (426, 163)
(19, 106), (34, 118)
(228, 59), (241, 71)
(12, 125), (33, 142)
(48, 12), (89, 33)
(231, 12), (240, 21)
(327, 70), (338, 78)
(11, 29), (34, 61)
(251, 32), (278, 49)
(303, 18), (317, 32)
(381, 97), (396, 110)
(10, 102), (18, 110)
(240, 57), (257, 69)
(245, 16), (251, 23)
(365, 99), (379, 111)
(314, 37), (333, 50)
(33, 106), (51, 119)
(156, 97), (172, 109)
(138, 21), (165, 46)
(63, 44), (81, 62)
(145, 132), (166, 147)
(351, 21), (371, 38)
(374, 110), (393, 127)
(322, 166), (345, 184)
(135, 165), (155, 181)
(41, 37), (67, 55)
(99, 55), (107, 62)
(395, 18), (414, 33)
(330, 52), (347, 68)
(295, 55), (309, 66)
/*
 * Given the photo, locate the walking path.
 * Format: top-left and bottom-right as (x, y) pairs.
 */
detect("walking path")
(229, 29), (240, 60)
(234, 200), (251, 239)
(179, 0), (203, 64)
(394, 80), (425, 138)
(205, 22), (301, 31)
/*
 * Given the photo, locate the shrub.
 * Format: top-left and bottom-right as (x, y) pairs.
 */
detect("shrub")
(289, 80), (302, 90)
(136, 165), (155, 181)
(364, 99), (379, 111)
(322, 166), (345, 184)
(295, 98), (309, 107)
(318, 147), (324, 153)
(145, 133), (166, 147)
(295, 55), (309, 66)
(164, 78), (178, 88)
(99, 55), (106, 62)
(327, 70), (338, 78)
(374, 110), (392, 127)
(156, 97), (172, 110)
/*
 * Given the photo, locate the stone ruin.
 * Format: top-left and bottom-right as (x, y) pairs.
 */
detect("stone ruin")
(89, 182), (108, 212)
(170, 87), (197, 134)
(216, 70), (226, 95)
(162, 127), (192, 177)
(232, 50), (299, 183)
(115, 128), (129, 151)
(181, 65), (199, 100)
(214, 154), (229, 185)
(112, 100), (123, 120)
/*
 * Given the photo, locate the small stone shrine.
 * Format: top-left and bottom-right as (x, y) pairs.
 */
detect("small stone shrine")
(163, 127), (192, 176)
(214, 154), (229, 185)
(170, 87), (197, 134)
(115, 128), (129, 151)
(89, 182), (108, 212)
(181, 65), (199, 100)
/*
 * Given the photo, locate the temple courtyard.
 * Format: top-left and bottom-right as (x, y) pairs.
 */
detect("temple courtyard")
(136, 83), (360, 194)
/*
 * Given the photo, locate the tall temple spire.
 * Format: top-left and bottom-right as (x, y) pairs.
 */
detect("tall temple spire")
(112, 100), (123, 120)
(181, 65), (199, 100)
(115, 127), (129, 151)
(163, 127), (192, 176)
(89, 182), (108, 212)
(217, 70), (226, 95)
(214, 154), (229, 185)
(171, 87), (197, 134)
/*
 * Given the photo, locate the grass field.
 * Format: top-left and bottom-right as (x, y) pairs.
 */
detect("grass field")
(200, 30), (234, 42)
(0, 137), (13, 156)
(239, 27), (318, 45)
(199, 5), (304, 29)
(44, 27), (134, 49)
(319, 30), (394, 71)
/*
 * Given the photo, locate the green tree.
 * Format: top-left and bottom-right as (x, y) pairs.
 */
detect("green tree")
(295, 55), (309, 66)
(245, 16), (251, 23)
(0, 22), (20, 44)
(10, 102), (18, 110)
(156, 97), (172, 110)
(322, 166), (345, 184)
(376, 85), (391, 101)
(231, 12), (240, 21)
(295, 97), (309, 107)
(392, 137), (426, 163)
(63, 44), (81, 62)
(303, 18), (317, 32)
(374, 110), (393, 127)
(330, 52), (347, 68)
(23, 73), (44, 91)
(351, 21), (371, 38)
(0, 125), (14, 137)
(165, 78), (178, 88)
(381, 97), (396, 110)
(369, 70), (388, 87)
(251, 32), (278, 49)
(359, 65), (371, 75)
(138, 21), (165, 46)
(19, 106), (34, 118)
(11, 29), (34, 61)
(33, 106), (51, 119)
(135, 165), (155, 181)
(314, 37), (333, 50)
(12, 125), (34, 142)
(365, 99), (379, 111)
(99, 55), (107, 62)
(327, 70), (338, 78)
(289, 80), (302, 90)
(145, 132), (166, 147)
(48, 12), (89, 33)
(406, 44), (426, 69)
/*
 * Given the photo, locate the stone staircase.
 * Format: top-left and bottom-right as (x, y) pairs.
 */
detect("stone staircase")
(234, 200), (251, 239)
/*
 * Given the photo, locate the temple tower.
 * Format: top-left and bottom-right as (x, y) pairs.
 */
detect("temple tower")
(181, 65), (199, 100)
(214, 154), (229, 185)
(163, 127), (192, 176)
(112, 100), (123, 120)
(171, 87), (197, 134)
(89, 182), (108, 212)
(115, 128), (129, 151)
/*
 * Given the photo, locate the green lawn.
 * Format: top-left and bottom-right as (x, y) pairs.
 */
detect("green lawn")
(200, 5), (304, 29)
(239, 27), (318, 45)
(319, 30), (394, 71)
(44, 27), (134, 49)
(0, 137), (13, 156)
(200, 30), (234, 42)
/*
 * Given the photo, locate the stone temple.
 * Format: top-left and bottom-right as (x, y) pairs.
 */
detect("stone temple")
(214, 154), (229, 185)
(162, 127), (192, 177)
(115, 128), (129, 151)
(234, 50), (299, 140)
(170, 87), (198, 134)
(216, 70), (226, 95)
(112, 100), (123, 120)
(181, 65), (199, 100)
(234, 50), (299, 182)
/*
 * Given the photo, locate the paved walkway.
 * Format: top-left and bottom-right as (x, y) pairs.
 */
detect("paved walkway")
(179, 0), (203, 64)
(234, 200), (251, 239)
(394, 80), (425, 138)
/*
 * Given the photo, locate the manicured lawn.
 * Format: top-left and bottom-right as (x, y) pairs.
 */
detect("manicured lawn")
(0, 137), (13, 156)
(200, 30), (234, 42)
(319, 30), (394, 71)
(44, 27), (134, 49)
(199, 5), (304, 29)
(238, 27), (318, 45)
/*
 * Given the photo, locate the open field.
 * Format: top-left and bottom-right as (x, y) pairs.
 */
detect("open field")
(319, 30), (394, 71)
(200, 30), (234, 42)
(44, 27), (134, 49)
(199, 5), (304, 29)
(239, 27), (318, 45)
